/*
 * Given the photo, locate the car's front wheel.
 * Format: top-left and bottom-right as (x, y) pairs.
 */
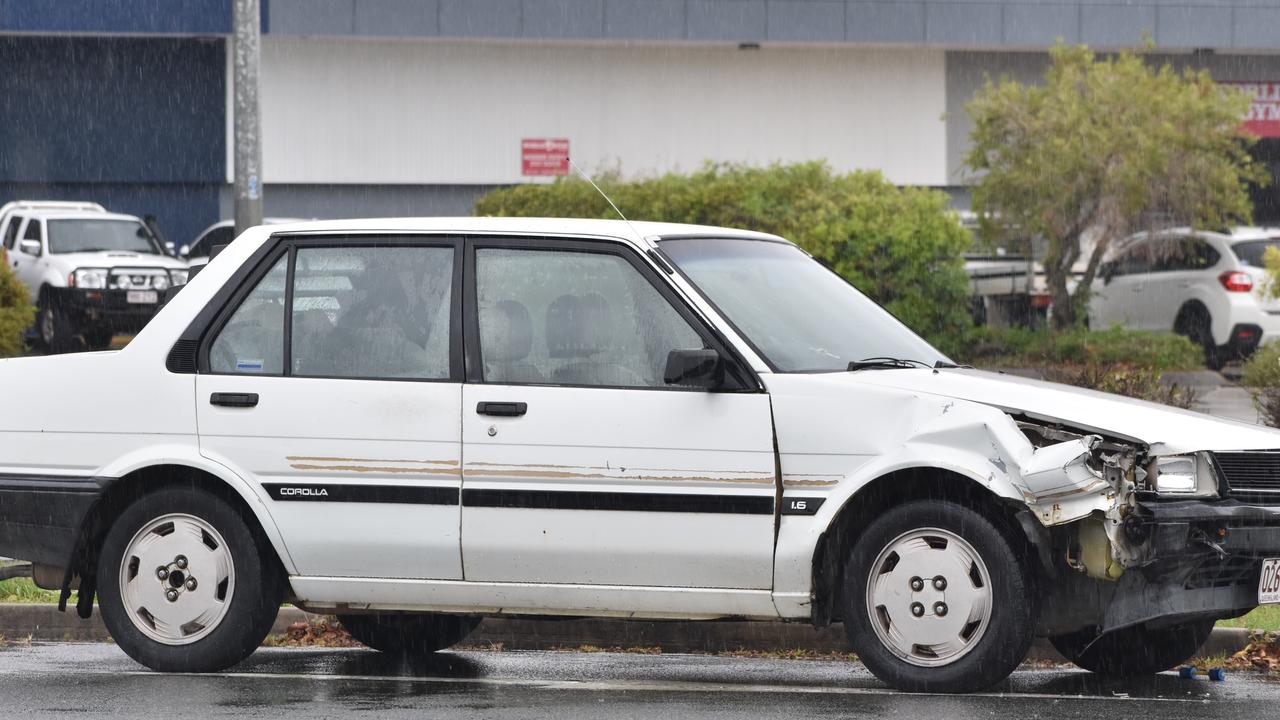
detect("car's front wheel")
(842, 500), (1035, 693)
(97, 487), (284, 672)
(36, 295), (79, 353)
(1049, 618), (1215, 676)
(338, 613), (482, 657)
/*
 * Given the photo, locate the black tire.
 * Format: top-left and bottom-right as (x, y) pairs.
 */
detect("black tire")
(842, 500), (1035, 693)
(83, 327), (114, 350)
(97, 486), (284, 672)
(338, 613), (481, 656)
(1175, 305), (1223, 371)
(36, 293), (80, 354)
(1049, 618), (1216, 676)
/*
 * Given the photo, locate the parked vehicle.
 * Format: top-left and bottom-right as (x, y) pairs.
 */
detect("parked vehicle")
(959, 212), (1070, 329)
(183, 218), (304, 270)
(2, 218), (1279, 692)
(0, 200), (106, 241)
(1, 206), (189, 352)
(1089, 227), (1280, 369)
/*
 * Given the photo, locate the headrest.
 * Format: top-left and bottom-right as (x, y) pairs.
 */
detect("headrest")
(481, 299), (533, 362)
(547, 292), (612, 359)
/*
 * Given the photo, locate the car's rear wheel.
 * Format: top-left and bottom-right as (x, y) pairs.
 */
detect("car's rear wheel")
(842, 500), (1035, 693)
(83, 327), (114, 350)
(1049, 618), (1215, 676)
(1175, 305), (1223, 370)
(338, 613), (481, 656)
(97, 486), (284, 672)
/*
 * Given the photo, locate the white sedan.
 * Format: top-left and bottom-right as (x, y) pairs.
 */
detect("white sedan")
(3, 217), (1280, 693)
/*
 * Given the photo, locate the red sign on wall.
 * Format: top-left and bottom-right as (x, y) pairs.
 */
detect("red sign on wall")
(1228, 83), (1280, 138)
(522, 138), (570, 176)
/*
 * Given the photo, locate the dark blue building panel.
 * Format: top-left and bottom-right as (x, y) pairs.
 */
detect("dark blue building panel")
(0, 0), (231, 34)
(0, 37), (226, 245)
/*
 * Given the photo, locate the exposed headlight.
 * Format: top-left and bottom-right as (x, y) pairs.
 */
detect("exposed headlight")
(1154, 453), (1219, 497)
(151, 274), (170, 292)
(71, 268), (109, 290)
(169, 269), (189, 287)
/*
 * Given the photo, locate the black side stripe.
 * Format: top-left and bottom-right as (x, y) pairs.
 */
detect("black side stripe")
(261, 483), (776, 514)
(0, 473), (105, 493)
(462, 489), (774, 515)
(263, 484), (458, 505)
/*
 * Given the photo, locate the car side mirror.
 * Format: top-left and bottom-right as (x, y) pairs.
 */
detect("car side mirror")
(664, 349), (724, 389)
(178, 244), (190, 258)
(19, 239), (41, 257)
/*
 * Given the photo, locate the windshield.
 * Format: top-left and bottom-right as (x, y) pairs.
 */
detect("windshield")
(659, 238), (946, 372)
(1231, 238), (1280, 268)
(47, 219), (160, 255)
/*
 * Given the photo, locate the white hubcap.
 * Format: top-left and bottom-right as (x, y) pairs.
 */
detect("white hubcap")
(40, 307), (55, 343)
(119, 513), (235, 645)
(866, 527), (993, 667)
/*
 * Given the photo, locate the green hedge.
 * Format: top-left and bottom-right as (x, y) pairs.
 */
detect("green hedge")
(957, 326), (1205, 372)
(0, 254), (34, 357)
(475, 162), (975, 353)
(1243, 342), (1280, 388)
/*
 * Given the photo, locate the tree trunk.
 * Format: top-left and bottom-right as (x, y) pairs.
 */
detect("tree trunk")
(1046, 234), (1083, 330)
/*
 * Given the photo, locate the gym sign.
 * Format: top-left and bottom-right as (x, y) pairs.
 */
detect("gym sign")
(1227, 82), (1280, 138)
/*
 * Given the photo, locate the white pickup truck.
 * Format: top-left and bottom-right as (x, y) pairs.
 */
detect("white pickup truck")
(1, 217), (1279, 692)
(0, 201), (189, 351)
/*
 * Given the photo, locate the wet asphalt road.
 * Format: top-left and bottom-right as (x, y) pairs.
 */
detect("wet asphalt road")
(1, 644), (1278, 719)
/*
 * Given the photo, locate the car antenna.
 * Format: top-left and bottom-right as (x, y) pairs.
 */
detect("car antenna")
(569, 159), (649, 246)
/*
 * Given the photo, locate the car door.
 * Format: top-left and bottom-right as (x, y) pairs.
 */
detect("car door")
(195, 236), (465, 580)
(12, 217), (43, 301)
(1095, 242), (1154, 330)
(1154, 237), (1221, 332)
(459, 237), (778, 590)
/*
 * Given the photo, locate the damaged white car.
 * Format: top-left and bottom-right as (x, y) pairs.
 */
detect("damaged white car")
(2, 217), (1279, 693)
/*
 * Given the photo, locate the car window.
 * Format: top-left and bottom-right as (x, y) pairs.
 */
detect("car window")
(209, 255), (288, 374)
(1116, 245), (1150, 275)
(22, 219), (42, 242)
(2, 216), (20, 249)
(193, 226), (234, 258)
(290, 245), (454, 380)
(47, 219), (157, 254)
(1150, 237), (1220, 272)
(1231, 239), (1280, 268)
(475, 247), (703, 388)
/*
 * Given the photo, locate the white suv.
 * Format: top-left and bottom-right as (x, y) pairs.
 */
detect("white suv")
(1089, 227), (1280, 368)
(1, 206), (190, 352)
(3, 217), (1280, 693)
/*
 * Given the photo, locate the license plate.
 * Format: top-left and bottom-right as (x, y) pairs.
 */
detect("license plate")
(1260, 558), (1280, 605)
(126, 290), (158, 304)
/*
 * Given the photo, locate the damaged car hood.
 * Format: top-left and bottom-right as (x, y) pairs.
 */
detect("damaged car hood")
(844, 368), (1280, 455)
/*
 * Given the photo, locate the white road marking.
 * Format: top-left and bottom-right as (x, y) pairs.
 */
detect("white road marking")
(101, 669), (1211, 703)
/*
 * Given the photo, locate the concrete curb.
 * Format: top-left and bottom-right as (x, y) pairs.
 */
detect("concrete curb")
(0, 604), (1255, 662)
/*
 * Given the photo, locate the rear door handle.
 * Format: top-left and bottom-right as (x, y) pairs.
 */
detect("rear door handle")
(210, 392), (259, 408)
(476, 401), (527, 417)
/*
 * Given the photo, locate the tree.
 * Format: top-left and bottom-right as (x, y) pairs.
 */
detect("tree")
(0, 249), (35, 357)
(965, 44), (1266, 329)
(475, 162), (975, 353)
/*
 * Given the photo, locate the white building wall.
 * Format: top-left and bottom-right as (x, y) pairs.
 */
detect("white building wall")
(259, 38), (948, 187)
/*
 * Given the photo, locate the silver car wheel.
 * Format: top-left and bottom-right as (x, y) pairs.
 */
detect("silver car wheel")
(865, 527), (993, 667)
(118, 513), (235, 646)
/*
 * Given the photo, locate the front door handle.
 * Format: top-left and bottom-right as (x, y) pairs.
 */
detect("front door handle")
(477, 401), (527, 417)
(210, 392), (259, 408)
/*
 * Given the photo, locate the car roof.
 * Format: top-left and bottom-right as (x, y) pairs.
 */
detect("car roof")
(202, 217), (307, 231)
(258, 216), (787, 244)
(22, 211), (142, 222)
(1128, 226), (1280, 243)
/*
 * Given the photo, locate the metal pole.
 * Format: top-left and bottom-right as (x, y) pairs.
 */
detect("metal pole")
(232, 0), (263, 237)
